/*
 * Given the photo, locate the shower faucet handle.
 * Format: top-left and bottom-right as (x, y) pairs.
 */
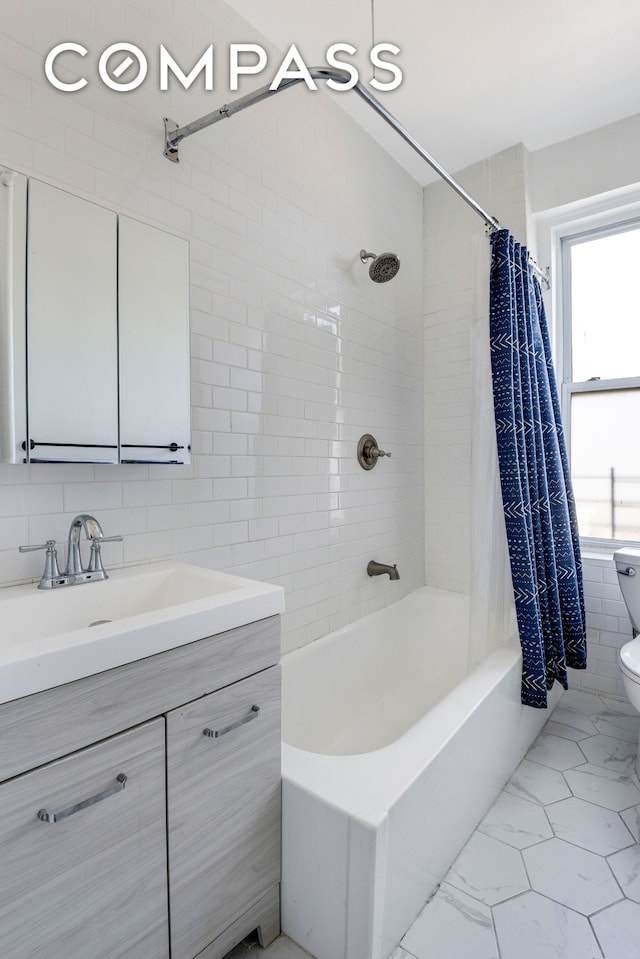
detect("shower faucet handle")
(357, 433), (392, 470)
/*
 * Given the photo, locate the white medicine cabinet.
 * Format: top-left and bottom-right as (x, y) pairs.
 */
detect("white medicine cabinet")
(0, 169), (191, 464)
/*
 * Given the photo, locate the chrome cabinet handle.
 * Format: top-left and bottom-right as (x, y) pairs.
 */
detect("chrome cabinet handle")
(203, 705), (260, 739)
(37, 773), (127, 823)
(618, 567), (636, 577)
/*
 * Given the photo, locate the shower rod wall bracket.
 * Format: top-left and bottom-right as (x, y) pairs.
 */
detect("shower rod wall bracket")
(358, 434), (391, 470)
(163, 118), (180, 162)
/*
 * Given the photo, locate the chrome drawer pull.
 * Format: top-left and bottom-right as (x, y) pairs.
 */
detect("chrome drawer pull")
(37, 773), (127, 823)
(203, 705), (260, 739)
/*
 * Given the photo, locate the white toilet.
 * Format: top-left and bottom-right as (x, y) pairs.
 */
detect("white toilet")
(614, 547), (640, 775)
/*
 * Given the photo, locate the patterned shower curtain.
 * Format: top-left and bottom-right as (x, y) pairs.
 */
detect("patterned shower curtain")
(489, 229), (587, 708)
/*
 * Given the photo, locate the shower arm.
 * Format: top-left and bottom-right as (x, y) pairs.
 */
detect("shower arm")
(163, 66), (501, 234)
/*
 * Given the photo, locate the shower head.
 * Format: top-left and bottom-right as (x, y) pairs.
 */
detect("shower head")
(360, 249), (400, 283)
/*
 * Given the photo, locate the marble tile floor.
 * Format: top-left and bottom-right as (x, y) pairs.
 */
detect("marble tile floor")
(224, 935), (313, 958)
(226, 688), (640, 959)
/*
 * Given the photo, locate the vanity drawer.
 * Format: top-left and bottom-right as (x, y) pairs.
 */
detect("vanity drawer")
(0, 615), (280, 782)
(0, 719), (169, 959)
(167, 666), (281, 959)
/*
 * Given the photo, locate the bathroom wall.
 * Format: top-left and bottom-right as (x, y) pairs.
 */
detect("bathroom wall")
(529, 118), (640, 700)
(574, 552), (631, 700)
(423, 144), (530, 594)
(423, 123), (640, 698)
(0, 0), (424, 655)
(530, 112), (640, 214)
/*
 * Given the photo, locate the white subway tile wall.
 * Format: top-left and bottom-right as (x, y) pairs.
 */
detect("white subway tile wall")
(0, 0), (424, 654)
(423, 145), (529, 593)
(575, 554), (633, 700)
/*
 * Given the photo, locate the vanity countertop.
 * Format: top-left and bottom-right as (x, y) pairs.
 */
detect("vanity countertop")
(0, 561), (284, 705)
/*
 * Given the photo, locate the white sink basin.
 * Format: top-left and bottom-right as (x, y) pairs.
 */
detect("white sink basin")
(0, 561), (284, 705)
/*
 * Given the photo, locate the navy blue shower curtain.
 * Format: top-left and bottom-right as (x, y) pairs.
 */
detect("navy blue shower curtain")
(489, 229), (586, 708)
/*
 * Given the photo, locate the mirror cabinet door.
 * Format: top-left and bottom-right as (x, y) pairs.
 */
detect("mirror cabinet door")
(0, 169), (27, 464)
(118, 217), (191, 465)
(27, 180), (118, 463)
(0, 171), (191, 465)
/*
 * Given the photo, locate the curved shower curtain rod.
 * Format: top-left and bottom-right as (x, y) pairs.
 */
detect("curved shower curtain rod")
(162, 66), (550, 287)
(163, 66), (499, 229)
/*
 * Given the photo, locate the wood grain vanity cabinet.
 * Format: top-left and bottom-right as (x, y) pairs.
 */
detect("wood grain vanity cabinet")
(0, 720), (169, 958)
(0, 616), (281, 959)
(167, 667), (281, 959)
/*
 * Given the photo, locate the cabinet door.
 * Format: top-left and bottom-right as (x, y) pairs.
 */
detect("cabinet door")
(0, 167), (27, 463)
(0, 719), (169, 959)
(167, 667), (281, 959)
(26, 179), (118, 462)
(118, 216), (191, 464)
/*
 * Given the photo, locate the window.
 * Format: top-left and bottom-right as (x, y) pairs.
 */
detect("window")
(561, 219), (640, 545)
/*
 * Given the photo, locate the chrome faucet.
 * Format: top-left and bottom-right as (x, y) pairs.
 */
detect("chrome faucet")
(367, 560), (400, 580)
(66, 514), (105, 576)
(19, 514), (122, 589)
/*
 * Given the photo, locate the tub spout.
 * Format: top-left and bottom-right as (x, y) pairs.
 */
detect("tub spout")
(367, 560), (400, 580)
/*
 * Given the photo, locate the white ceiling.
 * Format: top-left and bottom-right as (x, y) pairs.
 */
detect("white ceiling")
(229, 0), (640, 185)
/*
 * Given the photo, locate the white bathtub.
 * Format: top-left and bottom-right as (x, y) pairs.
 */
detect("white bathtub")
(281, 586), (560, 959)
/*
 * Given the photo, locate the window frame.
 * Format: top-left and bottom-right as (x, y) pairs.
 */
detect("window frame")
(537, 193), (640, 550)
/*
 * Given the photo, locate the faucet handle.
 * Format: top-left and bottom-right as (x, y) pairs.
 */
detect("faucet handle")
(87, 534), (122, 575)
(357, 433), (392, 470)
(19, 540), (62, 586)
(19, 539), (57, 553)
